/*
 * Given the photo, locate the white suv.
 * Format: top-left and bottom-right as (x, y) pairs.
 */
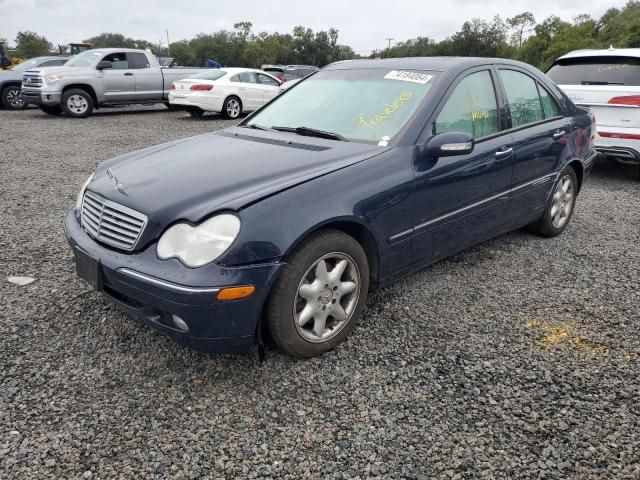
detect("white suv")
(548, 48), (640, 174)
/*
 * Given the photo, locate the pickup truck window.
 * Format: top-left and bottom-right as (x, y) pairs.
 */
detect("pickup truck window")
(102, 52), (129, 70)
(127, 52), (150, 69)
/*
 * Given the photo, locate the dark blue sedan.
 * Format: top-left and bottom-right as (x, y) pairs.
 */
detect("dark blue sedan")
(64, 57), (597, 358)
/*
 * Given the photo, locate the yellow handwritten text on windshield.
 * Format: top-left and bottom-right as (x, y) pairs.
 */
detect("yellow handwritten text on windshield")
(358, 92), (413, 129)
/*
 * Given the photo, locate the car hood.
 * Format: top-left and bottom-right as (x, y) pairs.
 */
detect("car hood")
(87, 127), (386, 242)
(26, 66), (93, 77)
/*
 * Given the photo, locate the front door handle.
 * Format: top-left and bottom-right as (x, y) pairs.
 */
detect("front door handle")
(124, 72), (133, 76)
(553, 130), (566, 140)
(495, 147), (514, 159)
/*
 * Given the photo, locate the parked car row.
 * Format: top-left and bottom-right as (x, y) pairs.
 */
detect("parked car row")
(65, 56), (597, 357)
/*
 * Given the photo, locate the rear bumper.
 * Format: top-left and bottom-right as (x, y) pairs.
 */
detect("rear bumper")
(168, 92), (224, 112)
(22, 89), (62, 106)
(64, 210), (284, 354)
(595, 126), (640, 163)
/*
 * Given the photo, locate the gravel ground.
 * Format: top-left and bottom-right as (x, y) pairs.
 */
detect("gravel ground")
(1, 105), (639, 479)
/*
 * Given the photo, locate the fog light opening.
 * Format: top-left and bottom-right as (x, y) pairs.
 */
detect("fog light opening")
(171, 314), (189, 332)
(217, 285), (256, 301)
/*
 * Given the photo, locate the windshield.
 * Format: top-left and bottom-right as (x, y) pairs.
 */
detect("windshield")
(65, 50), (103, 67)
(547, 56), (640, 86)
(11, 58), (41, 72)
(246, 68), (439, 143)
(191, 69), (227, 81)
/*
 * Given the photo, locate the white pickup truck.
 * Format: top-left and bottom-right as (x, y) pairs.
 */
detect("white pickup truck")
(21, 48), (205, 117)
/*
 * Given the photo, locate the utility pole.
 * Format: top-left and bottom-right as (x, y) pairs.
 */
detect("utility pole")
(385, 37), (393, 50)
(166, 30), (170, 57)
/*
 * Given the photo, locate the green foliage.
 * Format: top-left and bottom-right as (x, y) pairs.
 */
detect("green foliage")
(15, 31), (53, 58)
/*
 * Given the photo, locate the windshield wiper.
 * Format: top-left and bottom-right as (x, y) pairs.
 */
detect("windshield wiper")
(242, 123), (270, 131)
(581, 81), (624, 85)
(271, 126), (347, 141)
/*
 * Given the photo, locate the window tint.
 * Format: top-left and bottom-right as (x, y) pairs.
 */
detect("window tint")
(236, 71), (256, 83)
(102, 52), (128, 70)
(499, 70), (543, 128)
(257, 73), (279, 86)
(547, 56), (640, 86)
(538, 84), (561, 118)
(435, 70), (499, 138)
(38, 59), (67, 67)
(127, 52), (150, 69)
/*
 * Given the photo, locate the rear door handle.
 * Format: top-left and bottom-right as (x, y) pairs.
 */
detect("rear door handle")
(495, 147), (514, 159)
(553, 130), (566, 140)
(124, 72), (133, 76)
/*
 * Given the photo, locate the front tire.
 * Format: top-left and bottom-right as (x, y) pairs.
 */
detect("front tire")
(2, 85), (27, 110)
(61, 89), (94, 118)
(527, 166), (578, 238)
(266, 230), (369, 358)
(222, 96), (242, 119)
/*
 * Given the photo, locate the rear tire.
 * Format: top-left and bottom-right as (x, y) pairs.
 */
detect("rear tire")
(222, 96), (242, 119)
(2, 85), (27, 110)
(188, 108), (204, 118)
(266, 230), (369, 358)
(527, 166), (578, 238)
(61, 89), (94, 118)
(39, 105), (63, 115)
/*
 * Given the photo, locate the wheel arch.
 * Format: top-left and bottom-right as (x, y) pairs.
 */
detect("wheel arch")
(62, 84), (98, 106)
(284, 218), (381, 291)
(567, 159), (584, 192)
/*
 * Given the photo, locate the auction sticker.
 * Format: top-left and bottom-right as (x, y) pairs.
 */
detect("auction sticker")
(384, 70), (433, 84)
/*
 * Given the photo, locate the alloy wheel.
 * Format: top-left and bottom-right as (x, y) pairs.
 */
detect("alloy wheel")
(67, 94), (89, 115)
(293, 252), (360, 343)
(550, 174), (575, 228)
(7, 88), (25, 108)
(226, 99), (240, 118)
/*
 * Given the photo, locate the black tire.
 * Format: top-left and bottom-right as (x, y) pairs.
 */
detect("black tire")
(1, 85), (27, 110)
(222, 96), (242, 119)
(61, 88), (94, 118)
(39, 105), (63, 115)
(527, 165), (578, 238)
(266, 229), (369, 358)
(187, 108), (204, 118)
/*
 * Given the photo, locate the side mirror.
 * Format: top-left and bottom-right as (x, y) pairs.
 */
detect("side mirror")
(424, 131), (474, 158)
(96, 61), (113, 70)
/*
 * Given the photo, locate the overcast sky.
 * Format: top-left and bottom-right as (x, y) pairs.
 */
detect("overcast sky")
(0, 0), (628, 54)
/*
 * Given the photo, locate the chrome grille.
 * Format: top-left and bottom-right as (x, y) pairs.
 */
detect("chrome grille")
(22, 73), (43, 88)
(81, 191), (147, 251)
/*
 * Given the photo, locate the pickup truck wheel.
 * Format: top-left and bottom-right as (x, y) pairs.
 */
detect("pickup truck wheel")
(2, 85), (27, 110)
(62, 89), (94, 118)
(39, 105), (63, 115)
(222, 96), (242, 119)
(266, 230), (369, 358)
(527, 166), (578, 238)
(188, 108), (204, 118)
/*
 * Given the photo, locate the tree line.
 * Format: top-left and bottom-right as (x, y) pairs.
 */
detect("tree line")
(5, 1), (640, 71)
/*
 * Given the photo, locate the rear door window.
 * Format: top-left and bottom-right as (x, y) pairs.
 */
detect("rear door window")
(238, 72), (257, 83)
(499, 69), (544, 128)
(538, 84), (561, 118)
(547, 56), (640, 86)
(127, 52), (150, 69)
(435, 70), (500, 138)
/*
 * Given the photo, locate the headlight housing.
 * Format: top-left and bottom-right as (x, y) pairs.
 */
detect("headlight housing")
(157, 214), (241, 268)
(75, 173), (94, 212)
(45, 74), (64, 85)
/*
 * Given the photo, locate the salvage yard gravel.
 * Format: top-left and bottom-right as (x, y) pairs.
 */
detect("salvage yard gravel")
(1, 106), (639, 479)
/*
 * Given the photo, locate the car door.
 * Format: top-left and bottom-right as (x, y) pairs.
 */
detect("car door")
(255, 73), (281, 104)
(127, 52), (161, 101)
(496, 68), (571, 218)
(97, 52), (135, 103)
(411, 67), (515, 265)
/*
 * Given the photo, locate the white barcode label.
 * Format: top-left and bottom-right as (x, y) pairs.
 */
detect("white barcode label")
(384, 70), (433, 84)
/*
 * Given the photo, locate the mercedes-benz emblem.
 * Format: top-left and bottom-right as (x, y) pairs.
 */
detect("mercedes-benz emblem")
(106, 169), (126, 195)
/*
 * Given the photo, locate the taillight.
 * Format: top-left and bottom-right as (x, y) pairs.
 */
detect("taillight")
(590, 114), (596, 147)
(608, 95), (640, 106)
(278, 75), (286, 83)
(170, 82), (175, 90)
(190, 84), (214, 91)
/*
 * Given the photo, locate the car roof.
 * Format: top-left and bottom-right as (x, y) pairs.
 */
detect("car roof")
(557, 48), (640, 60)
(325, 56), (536, 72)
